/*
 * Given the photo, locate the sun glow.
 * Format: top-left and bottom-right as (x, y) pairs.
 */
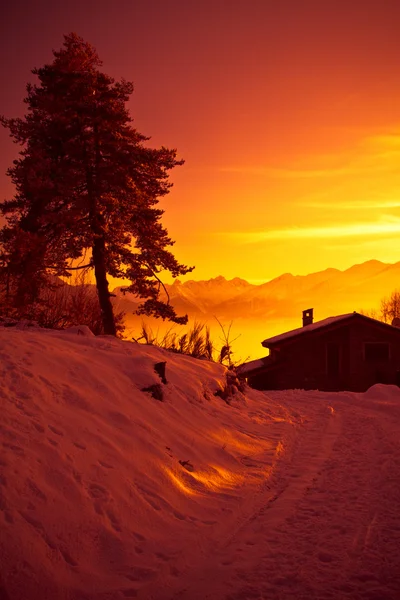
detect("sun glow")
(162, 128), (400, 282)
(225, 218), (400, 244)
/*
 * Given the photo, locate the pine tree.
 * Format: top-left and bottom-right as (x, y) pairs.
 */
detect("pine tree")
(0, 33), (193, 334)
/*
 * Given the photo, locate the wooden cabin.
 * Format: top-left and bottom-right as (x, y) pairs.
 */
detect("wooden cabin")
(238, 309), (400, 392)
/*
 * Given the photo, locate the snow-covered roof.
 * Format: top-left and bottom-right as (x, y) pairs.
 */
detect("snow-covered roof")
(262, 313), (357, 347)
(236, 356), (270, 376)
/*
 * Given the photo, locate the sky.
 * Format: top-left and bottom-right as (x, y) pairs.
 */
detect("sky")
(2, 0), (400, 284)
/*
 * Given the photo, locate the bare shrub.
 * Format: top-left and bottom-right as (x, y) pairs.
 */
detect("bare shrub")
(134, 320), (214, 360)
(380, 290), (400, 323)
(360, 289), (400, 325)
(214, 317), (249, 368)
(133, 318), (247, 367)
(0, 269), (125, 336)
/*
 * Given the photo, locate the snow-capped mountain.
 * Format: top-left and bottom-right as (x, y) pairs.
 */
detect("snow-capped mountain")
(114, 275), (254, 316)
(114, 259), (400, 323)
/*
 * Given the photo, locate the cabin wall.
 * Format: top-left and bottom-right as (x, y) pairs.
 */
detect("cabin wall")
(347, 320), (400, 391)
(265, 326), (350, 391)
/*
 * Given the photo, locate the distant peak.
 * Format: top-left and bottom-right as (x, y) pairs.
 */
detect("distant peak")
(344, 259), (386, 273)
(355, 259), (385, 267)
(364, 259), (384, 264)
(268, 272), (293, 283)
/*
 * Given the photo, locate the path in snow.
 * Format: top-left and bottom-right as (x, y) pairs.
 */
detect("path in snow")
(148, 388), (400, 600)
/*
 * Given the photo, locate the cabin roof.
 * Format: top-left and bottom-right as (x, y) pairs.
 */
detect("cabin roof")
(236, 356), (272, 376)
(261, 312), (400, 348)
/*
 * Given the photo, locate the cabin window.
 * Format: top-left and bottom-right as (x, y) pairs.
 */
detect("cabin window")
(364, 343), (390, 361)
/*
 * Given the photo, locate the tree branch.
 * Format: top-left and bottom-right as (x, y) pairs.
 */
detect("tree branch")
(144, 262), (170, 305)
(47, 263), (92, 271)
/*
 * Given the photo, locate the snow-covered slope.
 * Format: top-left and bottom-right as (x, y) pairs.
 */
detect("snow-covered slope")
(2, 325), (400, 600)
(0, 325), (292, 600)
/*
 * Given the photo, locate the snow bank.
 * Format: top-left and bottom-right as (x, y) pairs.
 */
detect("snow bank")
(363, 383), (400, 402)
(0, 327), (294, 600)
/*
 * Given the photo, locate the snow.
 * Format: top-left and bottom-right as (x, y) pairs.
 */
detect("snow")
(236, 357), (269, 375)
(262, 313), (357, 346)
(1, 326), (400, 599)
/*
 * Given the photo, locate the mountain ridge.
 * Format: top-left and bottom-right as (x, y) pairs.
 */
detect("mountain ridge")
(113, 259), (400, 323)
(115, 259), (395, 294)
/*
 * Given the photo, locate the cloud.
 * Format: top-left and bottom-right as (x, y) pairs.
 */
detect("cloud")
(364, 133), (400, 149)
(224, 217), (400, 244)
(301, 199), (400, 210)
(219, 130), (400, 181)
(218, 165), (359, 178)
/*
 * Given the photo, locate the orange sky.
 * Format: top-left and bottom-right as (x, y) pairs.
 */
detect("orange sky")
(2, 0), (400, 284)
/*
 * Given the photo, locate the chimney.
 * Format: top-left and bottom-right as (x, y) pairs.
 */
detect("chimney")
(302, 308), (313, 327)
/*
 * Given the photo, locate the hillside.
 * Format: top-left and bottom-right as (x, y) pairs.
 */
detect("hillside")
(1, 324), (400, 599)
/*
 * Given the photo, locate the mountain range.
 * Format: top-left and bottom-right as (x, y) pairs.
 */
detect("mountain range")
(114, 259), (400, 325)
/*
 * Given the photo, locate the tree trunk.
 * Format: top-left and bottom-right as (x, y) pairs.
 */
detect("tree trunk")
(14, 256), (43, 308)
(92, 236), (116, 336)
(88, 121), (116, 335)
(14, 232), (47, 309)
